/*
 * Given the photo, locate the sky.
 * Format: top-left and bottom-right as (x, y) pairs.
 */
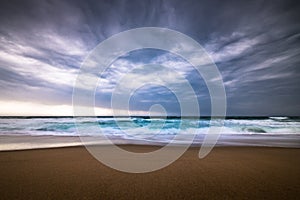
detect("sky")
(0, 0), (299, 116)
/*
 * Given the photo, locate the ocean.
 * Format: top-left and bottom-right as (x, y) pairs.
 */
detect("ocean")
(0, 116), (299, 150)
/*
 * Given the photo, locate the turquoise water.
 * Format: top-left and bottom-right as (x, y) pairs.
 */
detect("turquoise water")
(0, 116), (299, 136)
(0, 116), (299, 150)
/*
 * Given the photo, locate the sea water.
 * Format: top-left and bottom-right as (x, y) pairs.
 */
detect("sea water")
(0, 116), (299, 150)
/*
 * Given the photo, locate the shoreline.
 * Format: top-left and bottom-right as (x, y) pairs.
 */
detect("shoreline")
(1, 134), (300, 151)
(0, 145), (299, 199)
(1, 142), (300, 153)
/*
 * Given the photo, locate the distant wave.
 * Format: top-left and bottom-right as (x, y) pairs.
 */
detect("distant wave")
(0, 117), (299, 137)
(0, 117), (300, 150)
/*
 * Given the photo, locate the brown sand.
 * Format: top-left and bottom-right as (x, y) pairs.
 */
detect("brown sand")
(0, 146), (299, 200)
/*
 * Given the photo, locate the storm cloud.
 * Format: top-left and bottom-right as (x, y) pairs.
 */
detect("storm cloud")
(0, 0), (299, 115)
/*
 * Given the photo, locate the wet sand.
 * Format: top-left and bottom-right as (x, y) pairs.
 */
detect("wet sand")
(0, 146), (299, 199)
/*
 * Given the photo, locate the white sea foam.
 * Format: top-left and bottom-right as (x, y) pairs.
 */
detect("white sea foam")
(0, 117), (299, 150)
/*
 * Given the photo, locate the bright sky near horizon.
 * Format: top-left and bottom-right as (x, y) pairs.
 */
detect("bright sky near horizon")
(0, 0), (299, 116)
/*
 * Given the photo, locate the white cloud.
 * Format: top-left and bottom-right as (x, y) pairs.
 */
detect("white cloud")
(205, 32), (260, 63)
(0, 101), (77, 116)
(244, 55), (290, 73)
(0, 100), (160, 116)
(0, 50), (78, 87)
(0, 29), (90, 88)
(95, 51), (196, 94)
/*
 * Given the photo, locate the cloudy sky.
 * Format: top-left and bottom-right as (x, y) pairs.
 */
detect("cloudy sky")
(0, 0), (299, 116)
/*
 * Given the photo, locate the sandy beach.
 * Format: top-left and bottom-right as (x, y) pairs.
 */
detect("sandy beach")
(0, 145), (299, 199)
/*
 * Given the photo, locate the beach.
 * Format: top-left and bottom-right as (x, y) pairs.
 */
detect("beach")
(0, 145), (299, 199)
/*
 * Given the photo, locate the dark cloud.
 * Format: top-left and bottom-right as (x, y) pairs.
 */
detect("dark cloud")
(0, 0), (299, 115)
